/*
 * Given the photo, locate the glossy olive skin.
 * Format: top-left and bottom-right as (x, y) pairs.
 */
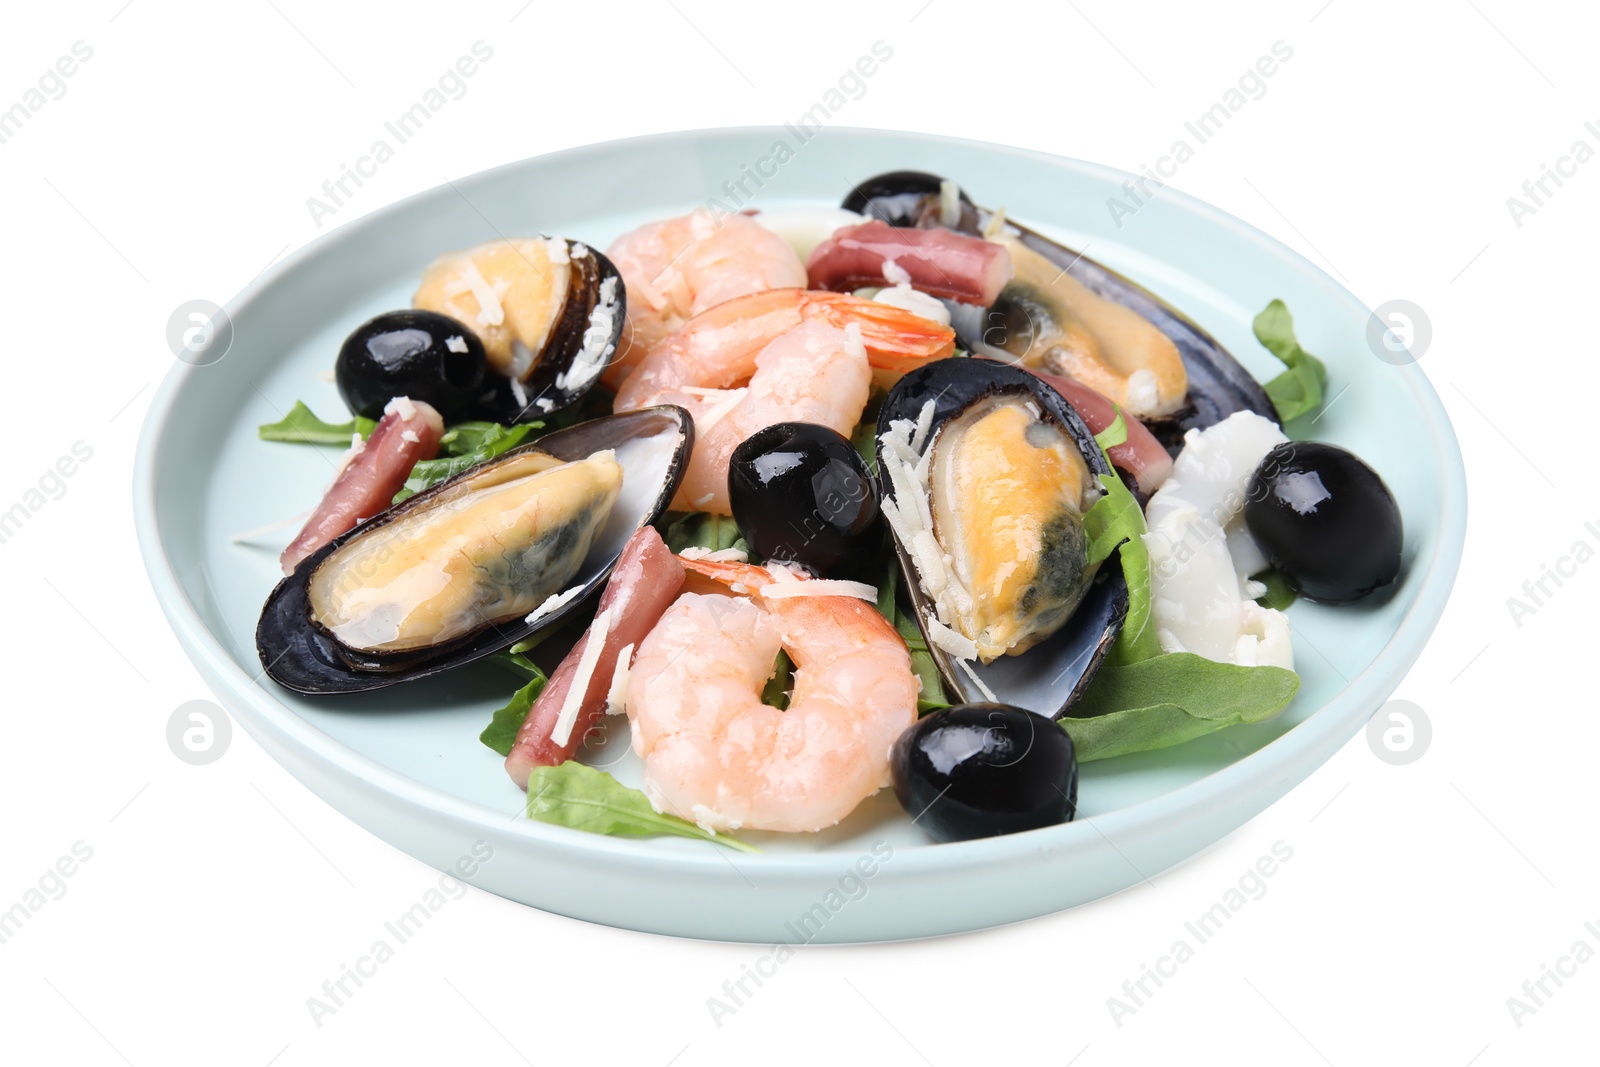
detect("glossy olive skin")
(1244, 442), (1403, 603)
(841, 169), (975, 229)
(891, 704), (1078, 843)
(728, 422), (879, 576)
(336, 310), (487, 421)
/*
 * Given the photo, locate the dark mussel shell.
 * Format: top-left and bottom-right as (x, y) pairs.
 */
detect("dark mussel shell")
(471, 245), (627, 424)
(843, 171), (1277, 452)
(256, 406), (692, 695)
(875, 358), (1127, 717)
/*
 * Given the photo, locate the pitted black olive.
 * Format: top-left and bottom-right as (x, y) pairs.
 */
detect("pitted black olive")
(841, 170), (976, 230)
(1244, 441), (1403, 603)
(891, 703), (1077, 843)
(336, 310), (487, 422)
(728, 422), (879, 577)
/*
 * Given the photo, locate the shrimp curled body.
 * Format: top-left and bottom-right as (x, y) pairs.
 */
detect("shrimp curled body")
(625, 561), (917, 833)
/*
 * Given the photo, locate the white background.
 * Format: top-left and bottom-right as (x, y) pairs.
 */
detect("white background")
(2, 1), (1595, 1063)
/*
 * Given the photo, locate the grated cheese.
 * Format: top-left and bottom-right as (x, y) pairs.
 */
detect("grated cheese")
(525, 585), (584, 625)
(544, 237), (570, 265)
(955, 656), (999, 702)
(384, 396), (418, 422)
(678, 546), (749, 563)
(550, 607), (612, 747)
(693, 387), (748, 433)
(401, 429), (420, 444)
(458, 258), (504, 327)
(508, 377), (530, 411)
(760, 578), (878, 602)
(445, 335), (469, 354)
(604, 642), (634, 717)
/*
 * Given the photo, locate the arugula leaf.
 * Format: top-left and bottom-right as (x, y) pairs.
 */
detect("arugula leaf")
(875, 550), (951, 713)
(479, 661), (550, 757)
(761, 649), (794, 710)
(1081, 412), (1161, 665)
(525, 762), (759, 852)
(1060, 653), (1300, 761)
(1252, 568), (1298, 611)
(258, 401), (375, 445)
(395, 421), (538, 502)
(1254, 300), (1328, 423)
(663, 512), (749, 555)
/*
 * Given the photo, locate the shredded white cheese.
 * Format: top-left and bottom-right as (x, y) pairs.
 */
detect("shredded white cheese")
(383, 396), (418, 422)
(544, 236), (570, 265)
(692, 492), (715, 507)
(316, 368), (335, 383)
(557, 275), (620, 395)
(924, 614), (978, 660)
(509, 377), (530, 411)
(881, 257), (911, 286)
(955, 657), (999, 702)
(401, 429), (420, 444)
(525, 585), (584, 625)
(551, 608), (612, 747)
(694, 387), (748, 434)
(445, 335), (469, 354)
(571, 242), (589, 259)
(761, 578), (878, 602)
(938, 180), (962, 227)
(678, 546), (750, 563)
(604, 642), (634, 717)
(458, 258), (504, 328)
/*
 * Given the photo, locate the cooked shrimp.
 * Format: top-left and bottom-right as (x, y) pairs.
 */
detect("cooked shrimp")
(613, 288), (955, 411)
(603, 210), (807, 388)
(657, 319), (872, 514)
(625, 560), (917, 833)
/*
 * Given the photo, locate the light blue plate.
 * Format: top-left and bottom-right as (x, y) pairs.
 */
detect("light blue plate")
(133, 128), (1466, 942)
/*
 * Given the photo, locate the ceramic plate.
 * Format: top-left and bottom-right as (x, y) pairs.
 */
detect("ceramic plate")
(133, 127), (1466, 942)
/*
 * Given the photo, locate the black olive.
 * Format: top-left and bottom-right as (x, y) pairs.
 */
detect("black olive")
(891, 704), (1077, 843)
(841, 170), (976, 230)
(336, 310), (487, 422)
(1244, 441), (1403, 604)
(728, 422), (879, 577)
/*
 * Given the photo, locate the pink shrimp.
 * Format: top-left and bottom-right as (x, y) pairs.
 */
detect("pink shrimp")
(624, 559), (917, 833)
(613, 288), (955, 411)
(603, 210), (807, 388)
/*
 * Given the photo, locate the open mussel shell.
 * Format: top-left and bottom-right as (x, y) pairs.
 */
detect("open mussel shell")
(844, 170), (1277, 451)
(471, 246), (627, 424)
(256, 405), (692, 695)
(875, 358), (1127, 717)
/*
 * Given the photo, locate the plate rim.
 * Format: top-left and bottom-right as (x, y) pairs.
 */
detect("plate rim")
(133, 124), (1468, 882)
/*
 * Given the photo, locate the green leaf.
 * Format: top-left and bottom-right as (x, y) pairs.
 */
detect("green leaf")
(663, 512), (748, 555)
(1253, 299), (1328, 423)
(479, 664), (549, 757)
(525, 762), (759, 852)
(1252, 568), (1299, 612)
(1061, 653), (1300, 761)
(395, 421), (538, 502)
(258, 401), (375, 446)
(1082, 411), (1161, 665)
(874, 548), (951, 713)
(1093, 410), (1129, 452)
(761, 649), (794, 709)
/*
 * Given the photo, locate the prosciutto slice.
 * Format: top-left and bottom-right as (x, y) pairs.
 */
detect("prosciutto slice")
(279, 398), (444, 574)
(505, 526), (686, 789)
(806, 220), (1012, 306)
(1026, 368), (1174, 495)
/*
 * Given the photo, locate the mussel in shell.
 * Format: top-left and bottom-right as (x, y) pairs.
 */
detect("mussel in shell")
(413, 237), (625, 423)
(876, 358), (1127, 716)
(843, 171), (1277, 450)
(257, 406), (693, 694)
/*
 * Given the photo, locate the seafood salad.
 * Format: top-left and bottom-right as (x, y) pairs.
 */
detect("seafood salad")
(253, 170), (1403, 848)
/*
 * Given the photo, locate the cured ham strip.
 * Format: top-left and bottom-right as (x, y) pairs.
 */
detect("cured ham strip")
(505, 526), (686, 789)
(1025, 368), (1174, 495)
(806, 220), (1012, 306)
(279, 399), (444, 574)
